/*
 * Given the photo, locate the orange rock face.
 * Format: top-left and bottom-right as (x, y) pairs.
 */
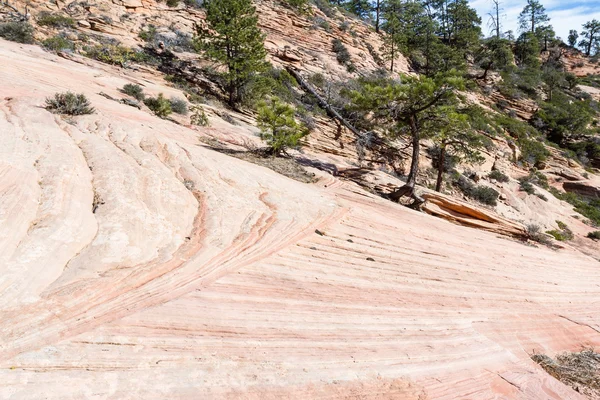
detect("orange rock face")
(1, 40), (600, 399)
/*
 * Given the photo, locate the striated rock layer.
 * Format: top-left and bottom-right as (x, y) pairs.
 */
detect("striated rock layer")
(1, 41), (600, 399)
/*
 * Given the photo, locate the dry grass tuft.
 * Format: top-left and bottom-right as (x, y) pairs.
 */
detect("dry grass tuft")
(531, 348), (600, 397)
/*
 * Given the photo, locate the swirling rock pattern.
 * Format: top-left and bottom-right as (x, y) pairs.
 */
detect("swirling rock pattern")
(1, 41), (599, 400)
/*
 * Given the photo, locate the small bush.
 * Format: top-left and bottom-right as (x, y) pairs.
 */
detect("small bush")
(488, 170), (509, 183)
(45, 92), (95, 115)
(121, 83), (145, 101)
(169, 97), (188, 115)
(519, 180), (535, 195)
(190, 105), (209, 126)
(546, 221), (574, 241)
(144, 93), (172, 118)
(0, 22), (35, 44)
(455, 175), (499, 206)
(332, 38), (351, 65)
(313, 0), (335, 17)
(84, 44), (149, 66)
(527, 223), (552, 244)
(549, 187), (600, 227)
(138, 25), (157, 42)
(42, 35), (74, 52)
(587, 231), (600, 240)
(37, 12), (75, 28)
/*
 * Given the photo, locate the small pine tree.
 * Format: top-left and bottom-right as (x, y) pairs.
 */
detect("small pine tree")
(568, 29), (579, 48)
(256, 97), (308, 156)
(195, 0), (267, 107)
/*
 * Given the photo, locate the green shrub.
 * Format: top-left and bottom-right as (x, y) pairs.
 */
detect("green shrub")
(45, 92), (95, 115)
(121, 83), (145, 101)
(332, 38), (351, 65)
(519, 137), (550, 165)
(548, 221), (575, 241)
(37, 12), (75, 28)
(138, 25), (157, 42)
(144, 93), (172, 118)
(455, 175), (499, 206)
(84, 44), (149, 66)
(257, 97), (309, 156)
(0, 22), (35, 44)
(518, 171), (549, 195)
(527, 223), (552, 245)
(587, 231), (600, 240)
(41, 35), (74, 52)
(169, 97), (188, 115)
(488, 170), (509, 182)
(190, 105), (209, 126)
(519, 179), (535, 195)
(549, 187), (600, 227)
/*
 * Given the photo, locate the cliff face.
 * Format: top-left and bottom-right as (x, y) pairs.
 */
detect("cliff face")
(1, 2), (600, 398)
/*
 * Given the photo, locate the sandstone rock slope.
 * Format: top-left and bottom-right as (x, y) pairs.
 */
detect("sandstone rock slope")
(1, 40), (600, 399)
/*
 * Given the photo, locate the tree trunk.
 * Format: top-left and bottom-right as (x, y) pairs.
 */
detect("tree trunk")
(478, 61), (493, 80)
(375, 0), (380, 33)
(388, 115), (424, 206)
(390, 40), (395, 73)
(495, 1), (500, 39)
(435, 144), (446, 192)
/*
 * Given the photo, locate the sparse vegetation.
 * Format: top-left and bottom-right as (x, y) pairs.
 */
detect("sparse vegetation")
(332, 38), (355, 72)
(169, 97), (188, 115)
(532, 349), (600, 398)
(588, 231), (600, 240)
(488, 170), (509, 183)
(0, 21), (35, 44)
(549, 188), (600, 227)
(84, 44), (149, 67)
(455, 175), (500, 206)
(144, 93), (172, 118)
(45, 92), (95, 115)
(546, 221), (574, 241)
(37, 12), (75, 28)
(190, 105), (210, 126)
(527, 223), (552, 245)
(42, 35), (74, 52)
(121, 83), (145, 101)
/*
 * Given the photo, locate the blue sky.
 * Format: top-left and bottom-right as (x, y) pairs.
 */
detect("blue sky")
(470, 0), (600, 41)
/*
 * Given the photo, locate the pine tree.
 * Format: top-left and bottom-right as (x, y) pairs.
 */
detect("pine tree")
(195, 0), (267, 107)
(515, 31), (541, 68)
(518, 0), (549, 34)
(568, 30), (579, 48)
(350, 72), (465, 203)
(257, 97), (308, 156)
(579, 20), (600, 56)
(430, 110), (485, 192)
(345, 0), (372, 18)
(380, 0), (402, 72)
(374, 0), (382, 32)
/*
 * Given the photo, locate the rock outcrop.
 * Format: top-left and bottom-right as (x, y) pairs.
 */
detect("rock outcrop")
(563, 180), (600, 198)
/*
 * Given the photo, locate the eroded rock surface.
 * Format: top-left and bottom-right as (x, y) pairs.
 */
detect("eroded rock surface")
(1, 40), (600, 399)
